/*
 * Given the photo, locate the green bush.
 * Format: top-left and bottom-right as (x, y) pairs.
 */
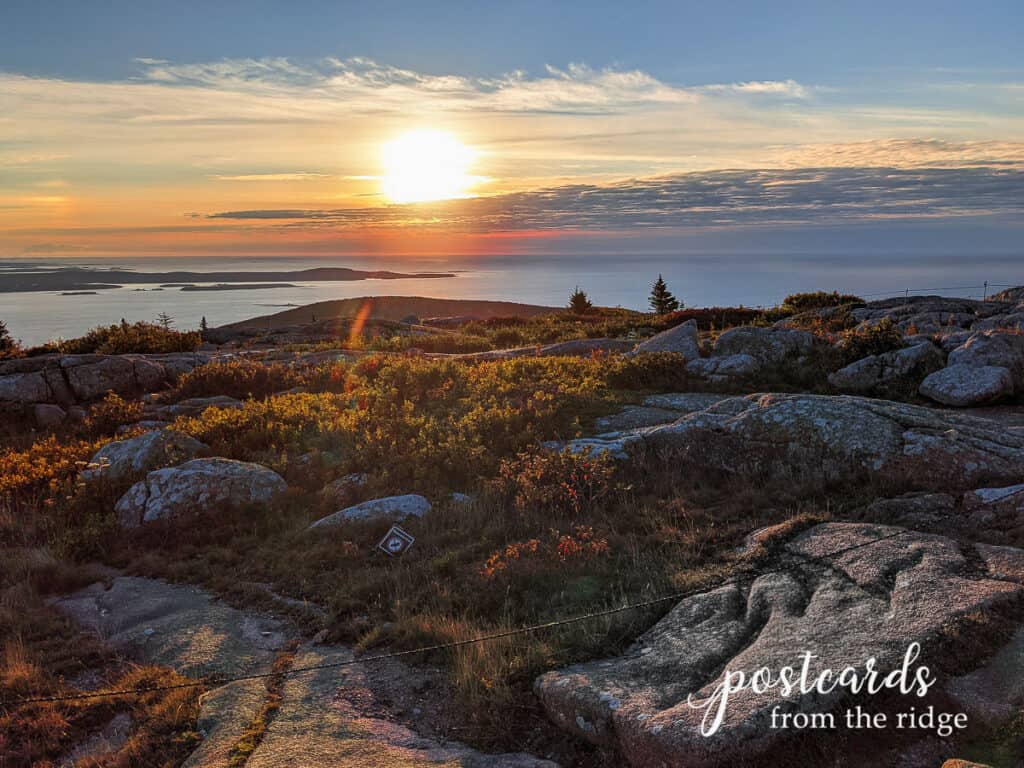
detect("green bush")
(782, 291), (865, 313)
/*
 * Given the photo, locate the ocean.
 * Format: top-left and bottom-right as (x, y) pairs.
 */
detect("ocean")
(2, 253), (1021, 347)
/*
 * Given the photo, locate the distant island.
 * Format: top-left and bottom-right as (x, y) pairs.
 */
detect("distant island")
(0, 265), (455, 293)
(178, 283), (298, 291)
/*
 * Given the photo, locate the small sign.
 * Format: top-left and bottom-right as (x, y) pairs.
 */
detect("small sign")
(377, 525), (415, 557)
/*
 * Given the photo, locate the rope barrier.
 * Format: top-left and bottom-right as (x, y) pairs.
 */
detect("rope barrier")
(1, 529), (909, 708)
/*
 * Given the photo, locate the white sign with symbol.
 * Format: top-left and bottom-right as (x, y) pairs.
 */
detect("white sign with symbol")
(377, 525), (415, 557)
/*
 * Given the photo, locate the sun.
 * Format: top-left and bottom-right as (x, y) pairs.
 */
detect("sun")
(381, 129), (477, 203)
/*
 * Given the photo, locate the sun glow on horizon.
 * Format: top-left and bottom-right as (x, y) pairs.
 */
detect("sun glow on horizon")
(381, 129), (478, 204)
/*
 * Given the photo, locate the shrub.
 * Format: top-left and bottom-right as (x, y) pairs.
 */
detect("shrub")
(482, 525), (611, 578)
(838, 318), (904, 365)
(53, 321), (201, 355)
(782, 291), (865, 313)
(171, 360), (303, 401)
(493, 449), (616, 519)
(83, 391), (143, 437)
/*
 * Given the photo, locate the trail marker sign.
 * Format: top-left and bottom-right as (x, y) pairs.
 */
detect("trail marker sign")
(377, 525), (415, 557)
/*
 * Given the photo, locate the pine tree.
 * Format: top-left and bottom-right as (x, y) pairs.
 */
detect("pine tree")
(0, 319), (17, 358)
(649, 274), (681, 314)
(568, 286), (593, 314)
(200, 316), (208, 332)
(156, 312), (174, 330)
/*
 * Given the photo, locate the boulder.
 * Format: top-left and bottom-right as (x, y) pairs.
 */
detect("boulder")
(33, 403), (67, 428)
(711, 326), (818, 364)
(318, 473), (368, 507)
(536, 523), (1024, 768)
(632, 319), (700, 358)
(567, 393), (1024, 490)
(827, 342), (944, 396)
(947, 330), (1024, 387)
(308, 494), (431, 529)
(684, 354), (759, 383)
(84, 430), (209, 482)
(115, 458), (286, 528)
(919, 364), (1014, 407)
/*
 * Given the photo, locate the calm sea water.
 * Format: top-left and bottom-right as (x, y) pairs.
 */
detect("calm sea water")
(2, 254), (1021, 347)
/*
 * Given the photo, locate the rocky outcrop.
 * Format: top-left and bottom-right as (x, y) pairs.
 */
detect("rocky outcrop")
(850, 296), (1010, 336)
(566, 393), (1024, 490)
(0, 352), (214, 406)
(919, 364), (1014, 407)
(54, 576), (554, 768)
(115, 458), (287, 528)
(308, 494), (431, 529)
(536, 523), (1024, 768)
(631, 319), (700, 358)
(83, 429), (209, 482)
(862, 483), (1024, 543)
(678, 326), (824, 385)
(827, 341), (944, 396)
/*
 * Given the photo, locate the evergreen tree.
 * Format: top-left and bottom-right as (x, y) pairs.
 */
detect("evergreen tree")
(0, 319), (17, 358)
(568, 286), (593, 314)
(649, 274), (681, 314)
(200, 316), (209, 332)
(156, 312), (174, 330)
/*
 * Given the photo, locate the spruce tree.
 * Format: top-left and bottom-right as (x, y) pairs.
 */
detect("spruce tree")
(0, 319), (17, 358)
(156, 312), (174, 330)
(649, 274), (681, 314)
(568, 286), (593, 314)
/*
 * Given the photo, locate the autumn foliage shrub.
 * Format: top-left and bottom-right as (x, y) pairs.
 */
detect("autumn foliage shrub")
(83, 392), (143, 437)
(782, 291), (865, 313)
(493, 449), (616, 518)
(481, 525), (611, 578)
(51, 321), (201, 355)
(171, 359), (304, 400)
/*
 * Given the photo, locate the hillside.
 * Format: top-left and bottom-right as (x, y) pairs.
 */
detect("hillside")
(220, 295), (561, 329)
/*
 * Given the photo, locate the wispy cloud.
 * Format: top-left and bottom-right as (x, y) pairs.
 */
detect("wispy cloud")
(208, 166), (1024, 231)
(213, 172), (331, 181)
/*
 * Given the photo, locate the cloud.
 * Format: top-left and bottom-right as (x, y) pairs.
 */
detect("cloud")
(207, 166), (1024, 232)
(704, 79), (810, 98)
(769, 138), (1024, 169)
(213, 172), (331, 181)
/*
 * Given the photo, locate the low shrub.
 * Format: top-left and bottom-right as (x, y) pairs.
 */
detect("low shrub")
(171, 360), (304, 401)
(50, 321), (201, 355)
(782, 291), (865, 313)
(493, 449), (617, 519)
(838, 318), (904, 365)
(83, 391), (143, 437)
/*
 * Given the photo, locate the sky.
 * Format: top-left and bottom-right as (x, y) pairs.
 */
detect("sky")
(1, 0), (1023, 260)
